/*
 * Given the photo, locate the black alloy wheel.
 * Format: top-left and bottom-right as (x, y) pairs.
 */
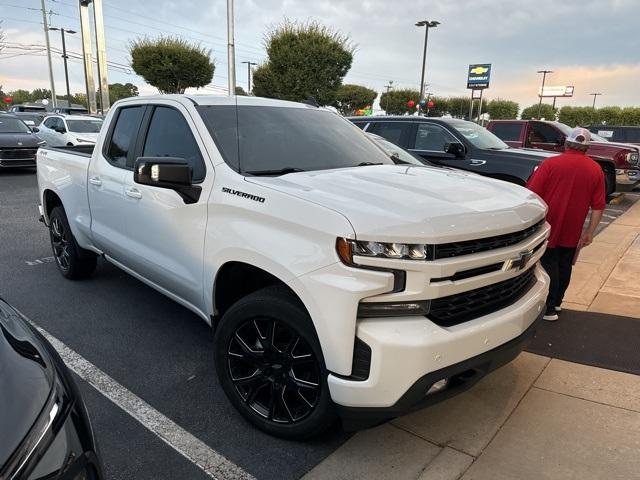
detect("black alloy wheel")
(50, 215), (71, 272)
(227, 317), (321, 424)
(48, 206), (97, 279)
(215, 286), (336, 439)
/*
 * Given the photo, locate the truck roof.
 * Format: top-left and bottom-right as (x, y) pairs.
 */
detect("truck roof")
(123, 94), (319, 110)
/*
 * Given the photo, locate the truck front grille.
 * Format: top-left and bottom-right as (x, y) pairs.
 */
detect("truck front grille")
(433, 220), (544, 259)
(428, 267), (537, 327)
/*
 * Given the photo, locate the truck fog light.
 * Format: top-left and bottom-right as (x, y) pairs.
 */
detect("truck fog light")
(357, 300), (430, 318)
(427, 378), (448, 395)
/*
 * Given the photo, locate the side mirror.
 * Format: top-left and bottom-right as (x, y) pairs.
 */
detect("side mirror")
(55, 127), (66, 134)
(134, 157), (201, 204)
(31, 127), (40, 133)
(444, 142), (465, 158)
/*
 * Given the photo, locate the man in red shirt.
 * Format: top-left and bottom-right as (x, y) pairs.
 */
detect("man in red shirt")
(527, 127), (605, 321)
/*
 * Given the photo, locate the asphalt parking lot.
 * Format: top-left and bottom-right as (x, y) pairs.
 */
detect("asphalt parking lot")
(0, 170), (347, 480)
(0, 170), (637, 480)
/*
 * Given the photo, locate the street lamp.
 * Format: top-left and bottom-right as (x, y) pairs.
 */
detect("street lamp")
(536, 69), (553, 118)
(590, 92), (602, 109)
(241, 61), (257, 95)
(49, 27), (77, 104)
(416, 20), (439, 114)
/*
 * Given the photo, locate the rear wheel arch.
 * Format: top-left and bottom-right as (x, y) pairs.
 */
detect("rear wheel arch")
(43, 189), (63, 220)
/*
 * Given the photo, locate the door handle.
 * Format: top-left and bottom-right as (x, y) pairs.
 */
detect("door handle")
(470, 159), (487, 166)
(88, 176), (102, 186)
(125, 187), (142, 199)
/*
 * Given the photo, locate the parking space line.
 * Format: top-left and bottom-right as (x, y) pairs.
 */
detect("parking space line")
(29, 321), (255, 480)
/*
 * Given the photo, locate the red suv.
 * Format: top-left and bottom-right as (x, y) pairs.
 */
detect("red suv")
(486, 120), (640, 192)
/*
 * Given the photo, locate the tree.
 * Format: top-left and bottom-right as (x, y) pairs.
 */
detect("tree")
(7, 89), (33, 105)
(487, 99), (518, 120)
(333, 84), (377, 115)
(379, 89), (420, 115)
(130, 37), (214, 93)
(521, 103), (556, 120)
(447, 96), (472, 119)
(597, 106), (622, 126)
(620, 107), (640, 126)
(235, 86), (247, 96)
(558, 106), (597, 127)
(109, 82), (139, 103)
(424, 96), (448, 117)
(252, 20), (353, 105)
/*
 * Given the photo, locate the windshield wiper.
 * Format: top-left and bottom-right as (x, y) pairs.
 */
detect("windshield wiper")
(245, 167), (306, 176)
(357, 162), (384, 166)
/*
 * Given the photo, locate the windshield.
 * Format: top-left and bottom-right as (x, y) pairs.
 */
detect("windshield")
(553, 122), (608, 142)
(0, 117), (31, 133)
(67, 119), (103, 133)
(449, 120), (509, 150)
(367, 134), (424, 166)
(197, 105), (395, 174)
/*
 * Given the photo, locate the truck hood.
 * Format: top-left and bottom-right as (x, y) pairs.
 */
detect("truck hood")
(0, 132), (42, 148)
(247, 165), (546, 243)
(488, 147), (555, 163)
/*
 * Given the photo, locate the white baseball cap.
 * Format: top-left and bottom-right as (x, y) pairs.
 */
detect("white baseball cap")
(567, 127), (591, 145)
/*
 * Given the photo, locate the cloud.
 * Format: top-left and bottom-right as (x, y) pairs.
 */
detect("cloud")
(1, 0), (639, 109)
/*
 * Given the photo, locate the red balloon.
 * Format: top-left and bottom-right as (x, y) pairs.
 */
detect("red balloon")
(427, 100), (435, 108)
(407, 100), (416, 108)
(3, 97), (13, 104)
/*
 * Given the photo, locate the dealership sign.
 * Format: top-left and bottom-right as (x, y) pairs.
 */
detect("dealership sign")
(467, 64), (491, 89)
(539, 85), (574, 98)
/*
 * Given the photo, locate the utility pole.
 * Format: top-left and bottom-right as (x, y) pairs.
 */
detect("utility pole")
(227, 0), (236, 96)
(49, 28), (76, 104)
(536, 69), (553, 118)
(384, 81), (393, 113)
(590, 92), (602, 109)
(241, 61), (257, 94)
(40, 0), (57, 109)
(93, 0), (109, 113)
(79, 0), (97, 114)
(415, 20), (439, 114)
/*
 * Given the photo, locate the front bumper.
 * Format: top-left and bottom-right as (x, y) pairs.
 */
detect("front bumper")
(616, 169), (640, 189)
(337, 307), (544, 430)
(328, 264), (548, 423)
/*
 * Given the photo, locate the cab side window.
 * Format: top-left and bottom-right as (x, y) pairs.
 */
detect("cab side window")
(43, 118), (57, 129)
(105, 106), (145, 169)
(371, 122), (408, 147)
(413, 123), (457, 151)
(530, 123), (562, 144)
(142, 106), (206, 183)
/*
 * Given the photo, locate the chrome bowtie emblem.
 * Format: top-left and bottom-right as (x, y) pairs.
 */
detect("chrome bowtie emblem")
(17, 142), (23, 146)
(504, 250), (534, 271)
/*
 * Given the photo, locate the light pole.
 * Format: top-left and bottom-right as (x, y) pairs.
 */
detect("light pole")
(227, 0), (236, 96)
(40, 0), (57, 109)
(590, 92), (602, 109)
(49, 27), (76, 104)
(536, 69), (553, 118)
(415, 20), (439, 114)
(384, 81), (393, 113)
(241, 61), (257, 94)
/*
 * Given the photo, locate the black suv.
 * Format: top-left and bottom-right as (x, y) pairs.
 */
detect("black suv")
(348, 116), (555, 187)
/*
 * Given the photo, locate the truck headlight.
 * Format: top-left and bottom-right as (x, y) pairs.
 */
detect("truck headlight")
(336, 238), (431, 265)
(626, 152), (639, 165)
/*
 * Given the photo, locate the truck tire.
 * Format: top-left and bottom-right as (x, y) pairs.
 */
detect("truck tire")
(603, 166), (615, 199)
(48, 206), (97, 279)
(214, 285), (337, 439)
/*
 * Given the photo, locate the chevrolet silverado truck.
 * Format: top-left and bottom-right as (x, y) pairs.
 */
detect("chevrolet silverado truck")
(486, 119), (639, 191)
(37, 95), (550, 439)
(349, 116), (617, 197)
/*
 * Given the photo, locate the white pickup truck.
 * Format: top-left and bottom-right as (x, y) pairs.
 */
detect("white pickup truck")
(37, 95), (550, 439)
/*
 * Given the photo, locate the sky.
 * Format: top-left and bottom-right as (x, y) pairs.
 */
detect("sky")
(1, 0), (639, 110)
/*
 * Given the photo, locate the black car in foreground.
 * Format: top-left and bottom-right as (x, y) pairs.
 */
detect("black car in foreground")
(349, 116), (555, 187)
(0, 115), (45, 168)
(0, 298), (104, 479)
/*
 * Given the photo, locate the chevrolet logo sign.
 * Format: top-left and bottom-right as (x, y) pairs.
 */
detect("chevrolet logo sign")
(503, 250), (534, 271)
(470, 66), (489, 75)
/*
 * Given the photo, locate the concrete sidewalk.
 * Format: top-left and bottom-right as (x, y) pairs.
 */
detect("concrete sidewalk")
(305, 201), (640, 480)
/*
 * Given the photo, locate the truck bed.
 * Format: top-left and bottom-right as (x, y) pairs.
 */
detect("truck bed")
(42, 144), (95, 157)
